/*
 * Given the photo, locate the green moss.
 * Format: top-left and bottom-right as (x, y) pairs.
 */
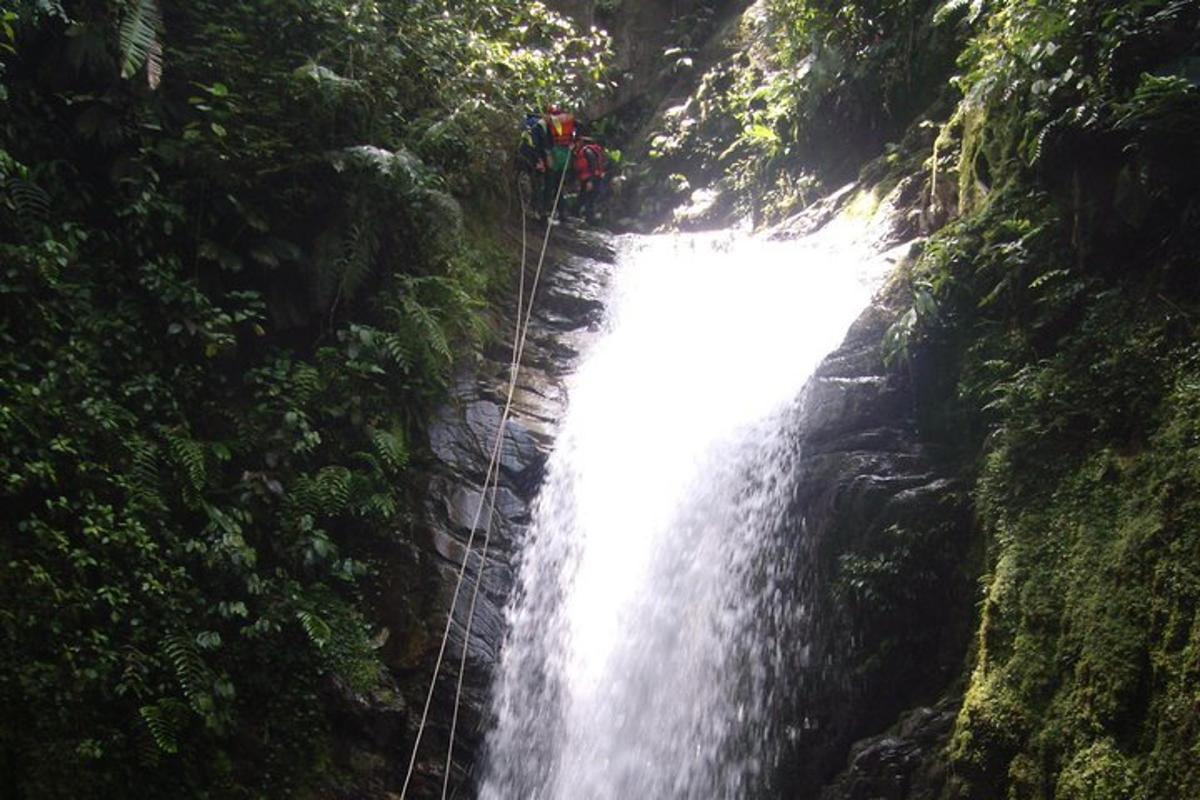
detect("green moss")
(947, 362), (1200, 799)
(1055, 740), (1141, 800)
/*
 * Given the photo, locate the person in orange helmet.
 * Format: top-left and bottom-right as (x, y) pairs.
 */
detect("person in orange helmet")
(542, 104), (577, 219)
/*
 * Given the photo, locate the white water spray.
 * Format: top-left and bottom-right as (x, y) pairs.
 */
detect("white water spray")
(480, 215), (892, 799)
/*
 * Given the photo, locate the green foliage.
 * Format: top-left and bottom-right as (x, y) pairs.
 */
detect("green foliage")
(117, 0), (162, 85)
(947, 367), (1200, 798)
(936, 0), (1200, 216)
(634, 0), (960, 225)
(876, 6), (1200, 795)
(0, 0), (610, 796)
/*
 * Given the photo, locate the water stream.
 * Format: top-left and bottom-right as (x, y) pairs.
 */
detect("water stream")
(479, 216), (892, 799)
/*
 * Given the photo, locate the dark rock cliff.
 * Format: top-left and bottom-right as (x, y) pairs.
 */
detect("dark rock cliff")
(330, 227), (616, 798)
(778, 270), (977, 798)
(341, 196), (977, 800)
(739, 181), (978, 799)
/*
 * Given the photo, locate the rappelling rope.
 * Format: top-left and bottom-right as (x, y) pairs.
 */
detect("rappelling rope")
(399, 161), (571, 800)
(439, 163), (570, 799)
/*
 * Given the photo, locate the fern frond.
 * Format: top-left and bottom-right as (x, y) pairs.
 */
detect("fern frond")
(126, 436), (166, 512)
(119, 0), (165, 87)
(6, 179), (50, 233)
(361, 491), (399, 521)
(337, 221), (380, 302)
(315, 465), (352, 512)
(399, 295), (451, 366)
(369, 427), (408, 473)
(165, 432), (207, 494)
(284, 475), (322, 521)
(290, 363), (322, 404)
(162, 634), (209, 712)
(315, 217), (381, 313)
(296, 610), (332, 649)
(379, 332), (412, 371)
(139, 699), (187, 754)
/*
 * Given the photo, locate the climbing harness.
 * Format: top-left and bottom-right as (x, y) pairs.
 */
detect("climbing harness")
(399, 162), (572, 800)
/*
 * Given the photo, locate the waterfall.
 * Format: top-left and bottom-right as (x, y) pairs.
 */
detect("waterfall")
(479, 216), (892, 799)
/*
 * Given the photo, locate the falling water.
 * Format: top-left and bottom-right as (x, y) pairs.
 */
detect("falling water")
(479, 214), (893, 799)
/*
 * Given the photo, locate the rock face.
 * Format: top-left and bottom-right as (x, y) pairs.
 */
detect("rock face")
(774, 227), (978, 798)
(549, 0), (753, 123)
(382, 226), (616, 798)
(817, 701), (958, 800)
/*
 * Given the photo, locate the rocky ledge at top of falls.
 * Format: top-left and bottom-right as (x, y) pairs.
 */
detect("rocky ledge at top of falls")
(337, 225), (618, 799)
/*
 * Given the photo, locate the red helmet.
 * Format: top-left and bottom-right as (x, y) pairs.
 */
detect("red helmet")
(546, 104), (562, 114)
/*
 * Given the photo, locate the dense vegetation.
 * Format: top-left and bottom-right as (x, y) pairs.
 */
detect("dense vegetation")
(633, 0), (961, 224)
(902, 2), (1200, 796)
(0, 1), (608, 796)
(3, 0), (1198, 797)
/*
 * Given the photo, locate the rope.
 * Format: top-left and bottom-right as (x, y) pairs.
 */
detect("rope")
(439, 161), (569, 799)
(398, 160), (571, 800)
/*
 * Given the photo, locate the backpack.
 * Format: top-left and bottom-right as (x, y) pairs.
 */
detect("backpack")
(574, 142), (607, 180)
(517, 115), (547, 168)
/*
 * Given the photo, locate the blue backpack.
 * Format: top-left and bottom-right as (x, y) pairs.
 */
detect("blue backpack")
(517, 114), (547, 168)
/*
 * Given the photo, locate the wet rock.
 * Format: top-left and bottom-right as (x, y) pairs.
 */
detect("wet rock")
(819, 701), (958, 800)
(445, 485), (529, 531)
(673, 184), (739, 230)
(463, 400), (544, 479)
(776, 242), (977, 797)
(322, 672), (409, 798)
(768, 183), (858, 240)
(384, 225), (617, 798)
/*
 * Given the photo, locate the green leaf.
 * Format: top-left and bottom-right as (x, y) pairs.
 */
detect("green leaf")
(118, 0), (164, 87)
(195, 631), (221, 649)
(296, 610), (332, 649)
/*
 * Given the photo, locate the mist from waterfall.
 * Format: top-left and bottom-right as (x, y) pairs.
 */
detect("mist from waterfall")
(479, 216), (891, 799)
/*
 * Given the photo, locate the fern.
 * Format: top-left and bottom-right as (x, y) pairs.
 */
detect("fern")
(290, 363), (322, 404)
(391, 294), (451, 369)
(1029, 113), (1066, 167)
(139, 699), (187, 754)
(1115, 74), (1198, 134)
(283, 477), (319, 522)
(297, 597), (381, 691)
(162, 634), (210, 713)
(411, 296), (451, 363)
(934, 0), (984, 26)
(341, 221), (379, 299)
(119, 0), (164, 88)
(296, 609), (332, 649)
(360, 491), (399, 521)
(315, 465), (352, 512)
(6, 178), (50, 234)
(126, 436), (166, 512)
(369, 427), (408, 473)
(118, 646), (153, 700)
(165, 431), (207, 495)
(317, 218), (381, 315)
(379, 331), (413, 371)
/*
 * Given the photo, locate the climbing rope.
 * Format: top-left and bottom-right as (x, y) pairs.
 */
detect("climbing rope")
(399, 161), (571, 800)
(439, 162), (570, 799)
